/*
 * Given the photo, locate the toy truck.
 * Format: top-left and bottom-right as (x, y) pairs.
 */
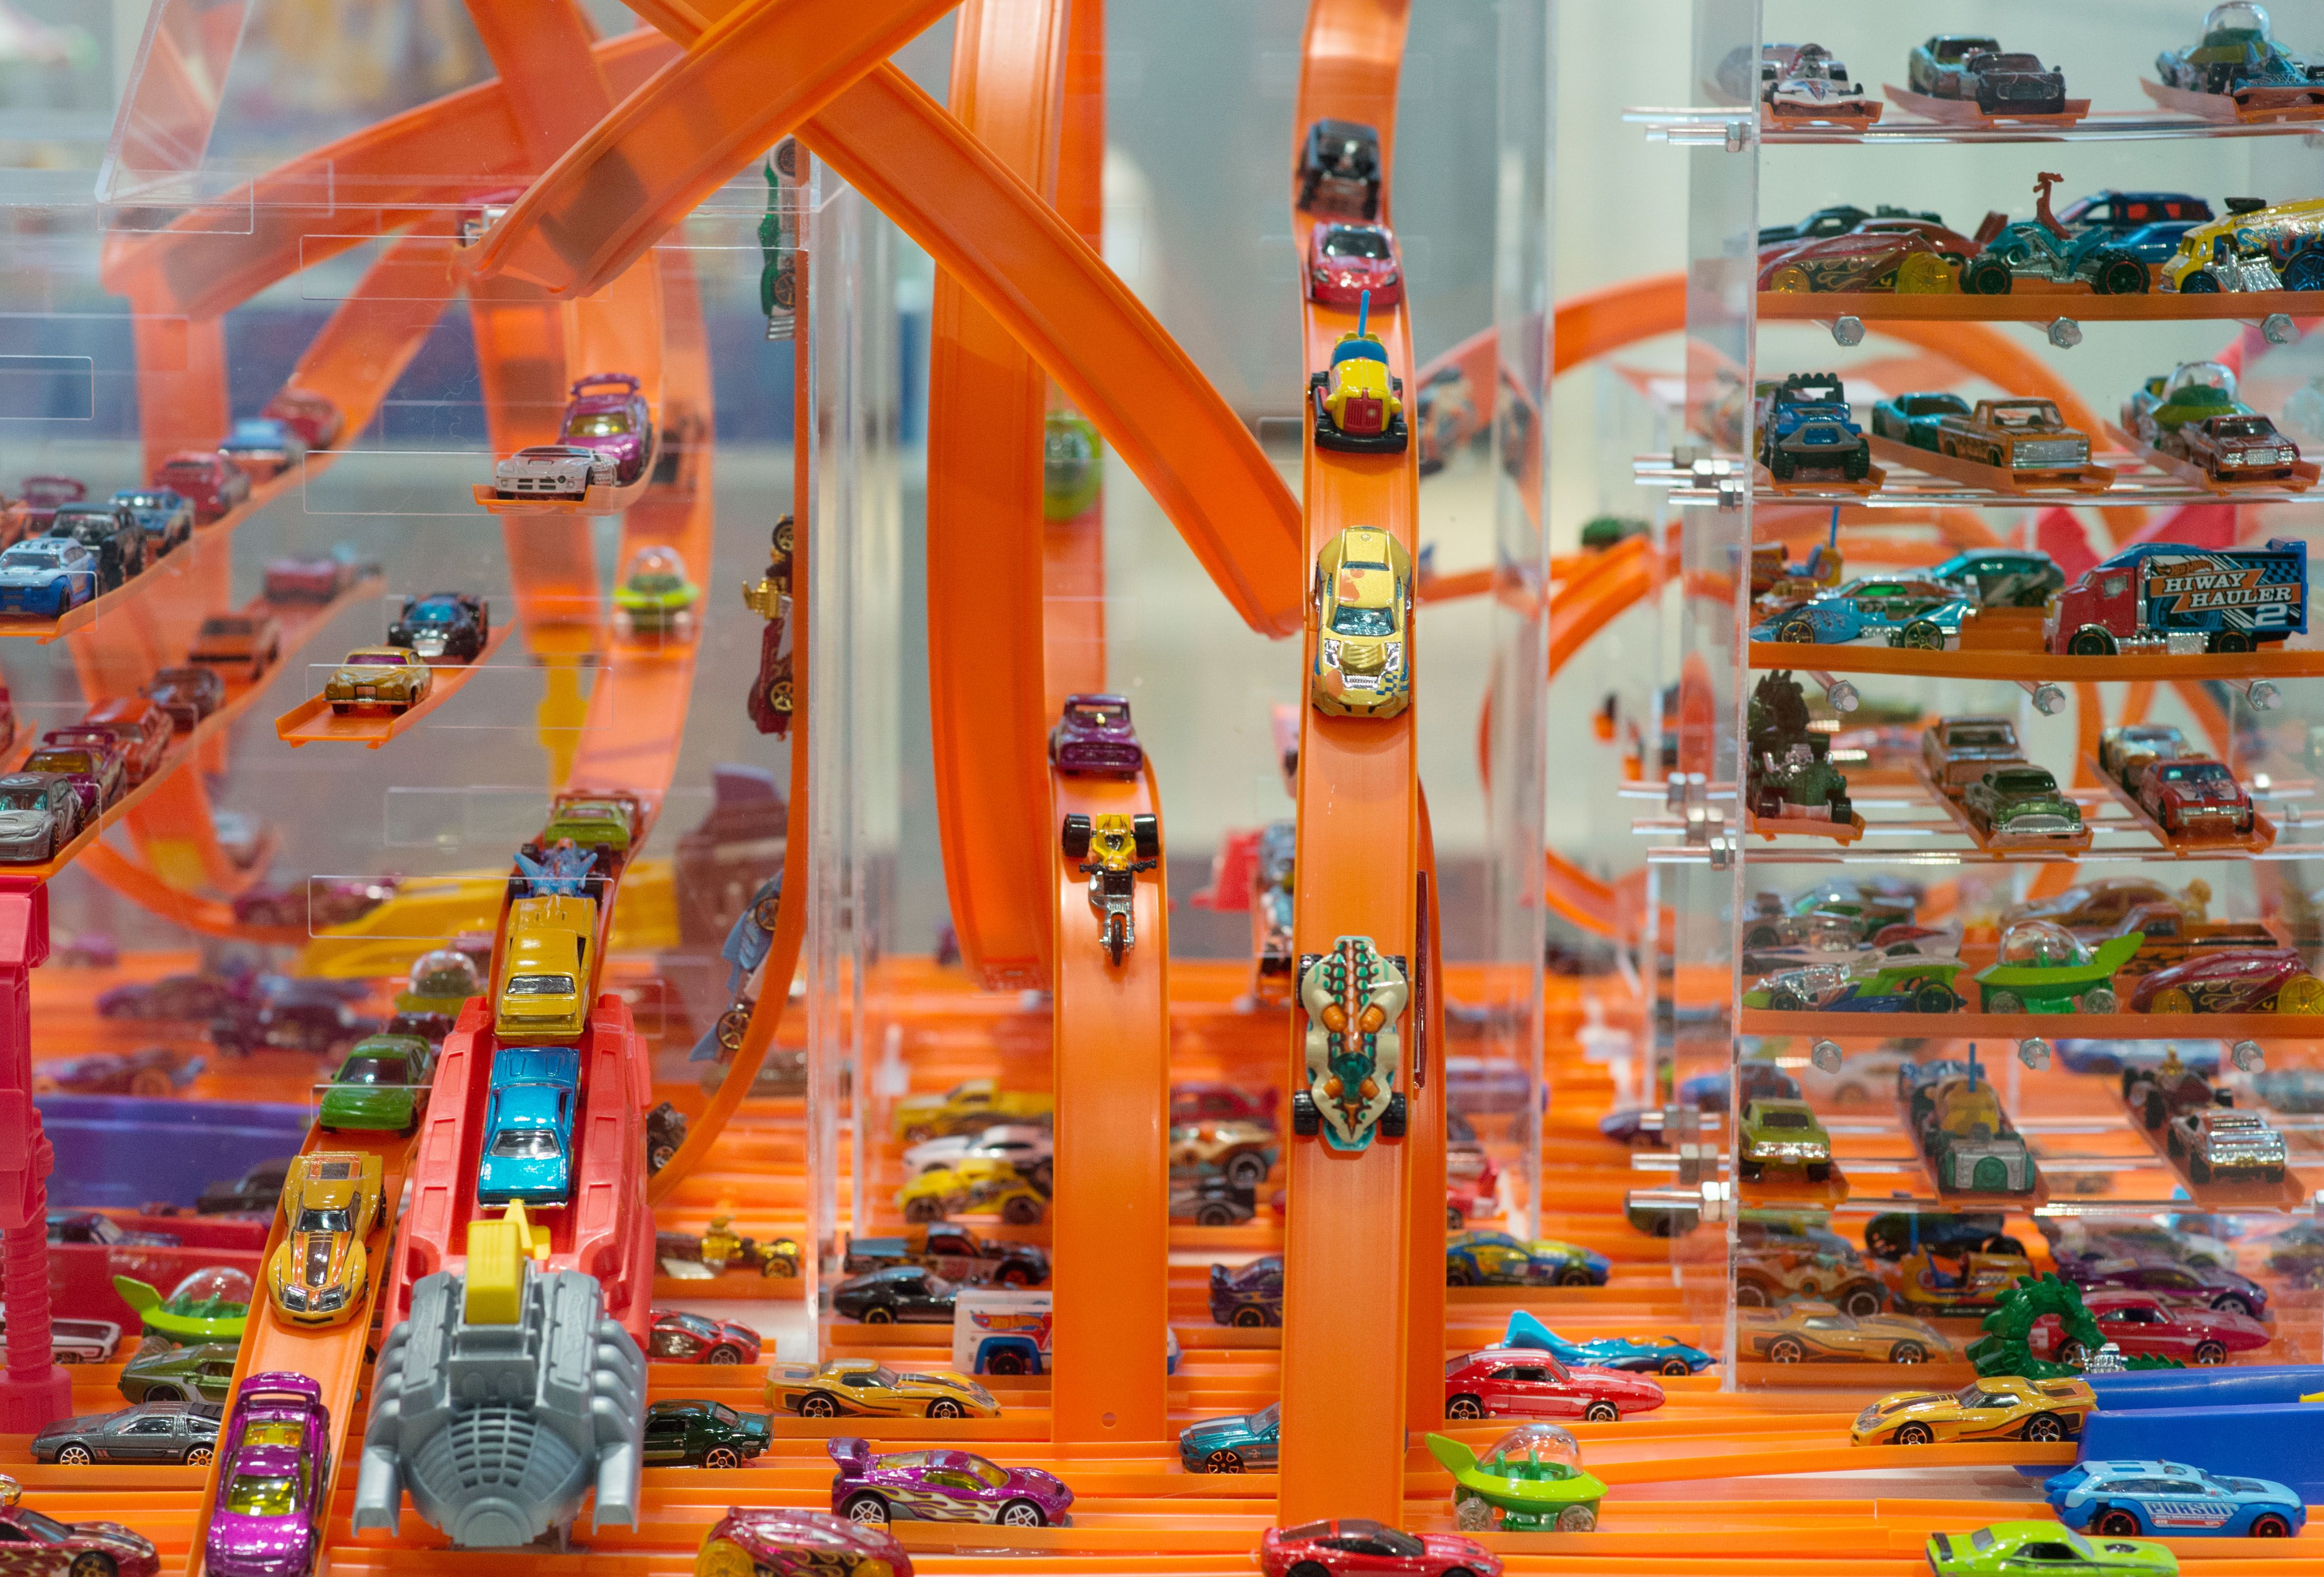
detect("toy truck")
(843, 1226), (1050, 1288)
(2047, 538), (2307, 656)
(952, 1288), (1181, 1377)
(2105, 900), (2281, 979)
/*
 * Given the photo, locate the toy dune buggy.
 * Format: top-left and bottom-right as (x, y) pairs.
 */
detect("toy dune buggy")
(1062, 811), (1160, 966)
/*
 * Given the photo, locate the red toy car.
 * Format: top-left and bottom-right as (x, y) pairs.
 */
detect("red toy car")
(14, 475), (84, 535)
(260, 388), (343, 452)
(76, 698), (173, 786)
(262, 556), (353, 604)
(1260, 1520), (1499, 1577)
(151, 453), (249, 523)
(1442, 1346), (1666, 1422)
(1759, 221), (1973, 293)
(1171, 1081), (1278, 1131)
(647, 1307), (762, 1364)
(2131, 947), (2324, 1015)
(2134, 757), (2255, 837)
(1306, 221), (1403, 308)
(2031, 1288), (2270, 1365)
(2164, 411), (2300, 482)
(141, 666), (225, 732)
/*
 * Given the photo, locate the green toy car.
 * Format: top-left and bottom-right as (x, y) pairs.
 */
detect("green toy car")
(1043, 411), (1103, 520)
(1927, 1521), (2175, 1577)
(1427, 1426), (1605, 1533)
(1975, 923), (2143, 1014)
(319, 1033), (437, 1132)
(2123, 360), (2251, 447)
(1962, 766), (2084, 845)
(118, 1340), (241, 1404)
(613, 545), (701, 639)
(641, 1398), (772, 1468)
(1739, 1097), (1832, 1183)
(113, 1266), (250, 1346)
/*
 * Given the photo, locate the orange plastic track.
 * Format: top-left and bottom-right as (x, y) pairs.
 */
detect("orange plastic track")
(1040, 0), (1108, 714)
(1279, 0), (1420, 1526)
(924, 0), (1071, 991)
(272, 624), (516, 747)
(1049, 762), (1170, 1443)
(1403, 793), (1448, 1435)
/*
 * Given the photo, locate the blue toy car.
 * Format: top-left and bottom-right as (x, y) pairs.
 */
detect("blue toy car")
(1502, 1309), (1711, 1375)
(1751, 576), (1976, 648)
(1177, 1402), (1278, 1473)
(1208, 1256), (1282, 1327)
(1868, 391), (1971, 451)
(2045, 1458), (2305, 1539)
(2056, 1040), (2222, 1077)
(1925, 549), (2064, 611)
(476, 1047), (581, 1206)
(108, 489), (195, 557)
(1445, 1230), (1610, 1288)
(2056, 190), (2213, 235)
(2071, 219), (2199, 271)
(1756, 373), (1871, 483)
(0, 537), (99, 616)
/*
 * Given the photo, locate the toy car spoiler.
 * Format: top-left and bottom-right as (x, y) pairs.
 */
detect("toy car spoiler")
(827, 1436), (872, 1471)
(1501, 1308), (1583, 1361)
(1423, 1432), (1479, 1476)
(570, 372), (642, 396)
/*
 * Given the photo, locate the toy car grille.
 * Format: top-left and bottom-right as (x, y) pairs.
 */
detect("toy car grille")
(2013, 439), (2088, 467)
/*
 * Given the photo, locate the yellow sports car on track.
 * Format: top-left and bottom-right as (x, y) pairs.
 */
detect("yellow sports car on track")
(1311, 526), (1413, 720)
(1850, 1374), (2096, 1447)
(1739, 1300), (1952, 1365)
(324, 646), (433, 715)
(896, 1156), (1047, 1226)
(267, 1151), (385, 1326)
(765, 1358), (999, 1420)
(892, 1078), (1055, 1142)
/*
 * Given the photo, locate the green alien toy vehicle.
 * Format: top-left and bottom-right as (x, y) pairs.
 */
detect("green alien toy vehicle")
(113, 1266), (251, 1346)
(1974, 921), (2143, 1014)
(1428, 1425), (1605, 1532)
(392, 946), (484, 1020)
(613, 545), (702, 640)
(1043, 411), (1103, 520)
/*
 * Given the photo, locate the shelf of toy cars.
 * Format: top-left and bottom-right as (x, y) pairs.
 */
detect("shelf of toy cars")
(1914, 765), (2095, 857)
(1744, 808), (1867, 846)
(1759, 286), (2324, 325)
(1878, 84), (2092, 129)
(273, 621), (517, 749)
(469, 481), (621, 515)
(1638, 451), (2312, 511)
(2115, 1093), (2311, 1211)
(1744, 640), (2324, 682)
(2102, 425), (2323, 498)
(1754, 462), (1887, 501)
(2139, 77), (2324, 125)
(1740, 1008), (2324, 1042)
(1622, 102), (2321, 144)
(1863, 436), (2116, 498)
(2079, 756), (2279, 857)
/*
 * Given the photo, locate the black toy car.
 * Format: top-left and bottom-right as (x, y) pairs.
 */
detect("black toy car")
(385, 591), (490, 664)
(640, 1399), (771, 1469)
(831, 1266), (958, 1323)
(1908, 34), (2068, 115)
(382, 1008), (454, 1046)
(209, 986), (365, 1058)
(1863, 1209), (2026, 1263)
(46, 1209), (177, 1247)
(1759, 202), (1945, 248)
(46, 502), (146, 592)
(195, 1157), (294, 1216)
(31, 1400), (222, 1465)
(1170, 1172), (1256, 1227)
(1296, 117), (1381, 218)
(646, 1101), (688, 1173)
(1208, 1255), (1283, 1327)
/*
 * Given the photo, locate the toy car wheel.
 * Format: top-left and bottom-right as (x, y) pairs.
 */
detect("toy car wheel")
(2192, 1340), (2227, 1365)
(997, 1262), (1038, 1287)
(53, 1444), (91, 1466)
(1739, 1159), (1763, 1182)
(706, 1345), (742, 1364)
(2211, 629), (2252, 654)
(1061, 813), (1093, 858)
(1767, 449), (1797, 481)
(1286, 1564), (1332, 1577)
(1732, 1281), (1767, 1308)
(1660, 1357), (1693, 1376)
(2078, 986), (2117, 1013)
(128, 1066), (173, 1097)
(1895, 253), (1954, 295)
(1131, 812), (1160, 858)
(1766, 264), (1812, 293)
(1380, 1094), (1408, 1140)
(330, 702), (351, 716)
(68, 1555), (115, 1577)
(1554, 1505), (1598, 1533)
(1105, 911), (1127, 967)
(1225, 1152), (1268, 1189)
(703, 1446), (742, 1469)
(927, 1397), (966, 1418)
(1446, 1261), (1478, 1287)
(2150, 987), (2193, 1016)
(2056, 1340), (2087, 1368)
(1194, 1200), (1235, 1227)
(1231, 1305), (1270, 1329)
(999, 1499), (1047, 1528)
(1891, 1422), (1933, 1446)
(2282, 252), (2324, 293)
(1777, 618), (1815, 643)
(1983, 989), (2025, 1014)
(1888, 1341), (1926, 1364)
(1896, 620), (1942, 650)
(2094, 1508), (2142, 1537)
(1204, 1448), (1245, 1473)
(184, 1444), (212, 1464)
(2019, 1413), (2065, 1443)
(1582, 1402), (1618, 1423)
(1446, 1204), (1465, 1229)
(1556, 1263), (1595, 1287)
(2251, 1513), (2293, 1537)
(1839, 1286), (1885, 1318)
(1446, 1394), (1486, 1420)
(1454, 1494), (1494, 1533)
(715, 1005), (751, 1052)
(2180, 269), (2223, 293)
(1913, 985), (1956, 1014)
(1741, 923), (1782, 948)
(2189, 1155), (2212, 1184)
(2097, 256), (2148, 296)
(1964, 257), (2014, 295)
(648, 1142), (677, 1171)
(986, 1350), (1030, 1375)
(1001, 1194), (1044, 1225)
(1767, 985), (1804, 1011)
(2279, 974), (2324, 1013)
(843, 1493), (889, 1525)
(1289, 1092), (1321, 1137)
(1766, 1337), (1804, 1363)
(861, 1305), (895, 1324)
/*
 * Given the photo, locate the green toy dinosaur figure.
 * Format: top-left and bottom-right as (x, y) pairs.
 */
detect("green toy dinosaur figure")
(1965, 1272), (2180, 1378)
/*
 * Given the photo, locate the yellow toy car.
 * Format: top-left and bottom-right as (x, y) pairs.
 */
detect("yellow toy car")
(1062, 810), (1160, 965)
(2163, 195), (2324, 294)
(892, 1077), (1054, 1142)
(324, 646), (433, 715)
(1311, 526), (1413, 719)
(1307, 296), (1408, 454)
(266, 1151), (385, 1326)
(1740, 1300), (1953, 1365)
(1850, 1374), (2097, 1447)
(765, 1357), (998, 1420)
(896, 1155), (1047, 1226)
(495, 894), (597, 1044)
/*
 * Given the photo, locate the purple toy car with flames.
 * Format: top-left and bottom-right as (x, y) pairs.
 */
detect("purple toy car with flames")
(489, 373), (656, 500)
(205, 1370), (328, 1577)
(828, 1436), (1073, 1528)
(1047, 694), (1144, 777)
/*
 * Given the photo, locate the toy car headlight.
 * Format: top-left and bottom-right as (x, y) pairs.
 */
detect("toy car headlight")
(314, 1285), (349, 1311)
(278, 1286), (309, 1310)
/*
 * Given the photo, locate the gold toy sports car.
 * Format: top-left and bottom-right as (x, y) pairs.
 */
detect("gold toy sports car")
(896, 1156), (1047, 1226)
(1167, 1119), (1280, 1191)
(1311, 526), (1413, 719)
(1850, 1374), (2096, 1447)
(267, 1150), (385, 1326)
(325, 645), (433, 715)
(765, 1358), (999, 1420)
(892, 1078), (1055, 1142)
(1740, 1300), (1952, 1364)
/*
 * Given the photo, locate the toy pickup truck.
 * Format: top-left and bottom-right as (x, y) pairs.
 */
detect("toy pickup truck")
(1935, 399), (2096, 476)
(2047, 538), (2307, 656)
(842, 1226), (1050, 1288)
(2105, 900), (2280, 979)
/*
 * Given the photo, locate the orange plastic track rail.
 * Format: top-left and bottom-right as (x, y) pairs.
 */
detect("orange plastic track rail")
(1279, 0), (1420, 1527)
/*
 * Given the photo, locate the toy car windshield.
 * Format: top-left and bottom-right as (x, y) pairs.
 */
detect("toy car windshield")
(172, 1266), (253, 1304)
(225, 1476), (296, 1517)
(0, 545), (63, 567)
(337, 1055), (410, 1085)
(2204, 1), (2271, 42)
(2156, 762), (2234, 784)
(2211, 416), (2278, 438)
(292, 1204), (353, 1235)
(489, 1129), (561, 1158)
(1948, 724), (2014, 747)
(1966, 51), (2045, 71)
(567, 412), (633, 437)
(2000, 922), (2086, 966)
(241, 1420), (303, 1448)
(1987, 403), (2062, 428)
(1757, 1108), (1815, 1129)
(1330, 604), (1394, 637)
(505, 973), (576, 995)
(2168, 361), (2237, 395)
(1321, 228), (1392, 259)
(1484, 1423), (1583, 1474)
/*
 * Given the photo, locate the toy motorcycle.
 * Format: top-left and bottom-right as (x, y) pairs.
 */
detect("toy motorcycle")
(1061, 811), (1160, 966)
(1291, 935), (1408, 1151)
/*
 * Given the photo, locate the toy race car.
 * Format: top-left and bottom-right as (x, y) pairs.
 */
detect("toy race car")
(1061, 811), (1159, 966)
(1296, 118), (1382, 218)
(1291, 936), (1408, 1151)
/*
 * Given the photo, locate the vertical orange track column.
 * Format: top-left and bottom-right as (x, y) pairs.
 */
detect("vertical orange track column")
(1279, 0), (1420, 1526)
(1041, 0), (1107, 712)
(1405, 792), (1446, 1433)
(925, 0), (1070, 989)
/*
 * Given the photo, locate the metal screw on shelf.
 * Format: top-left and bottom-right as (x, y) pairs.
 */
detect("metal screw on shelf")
(1725, 119), (1750, 152)
(1810, 1039), (1844, 1074)
(1716, 477), (1744, 511)
(2232, 1040), (2266, 1073)
(2018, 1037), (2052, 1071)
(2262, 313), (2297, 345)
(2046, 318), (2082, 349)
(2247, 679), (2282, 711)
(1830, 315), (1866, 348)
(2015, 679), (2065, 716)
(1808, 671), (1859, 713)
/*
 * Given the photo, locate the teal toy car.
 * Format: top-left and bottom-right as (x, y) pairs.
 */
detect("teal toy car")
(1975, 923), (2143, 1014)
(1177, 1401), (1278, 1473)
(1962, 765), (2084, 845)
(1927, 1521), (2175, 1577)
(319, 1034), (435, 1132)
(1427, 1425), (1605, 1532)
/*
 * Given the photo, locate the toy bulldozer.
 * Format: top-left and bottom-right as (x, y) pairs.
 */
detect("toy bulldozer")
(1061, 811), (1160, 966)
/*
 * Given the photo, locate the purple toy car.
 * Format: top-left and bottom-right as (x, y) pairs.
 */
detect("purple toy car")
(1047, 694), (1144, 777)
(490, 373), (655, 500)
(2058, 1254), (2268, 1320)
(205, 1370), (328, 1577)
(828, 1436), (1073, 1528)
